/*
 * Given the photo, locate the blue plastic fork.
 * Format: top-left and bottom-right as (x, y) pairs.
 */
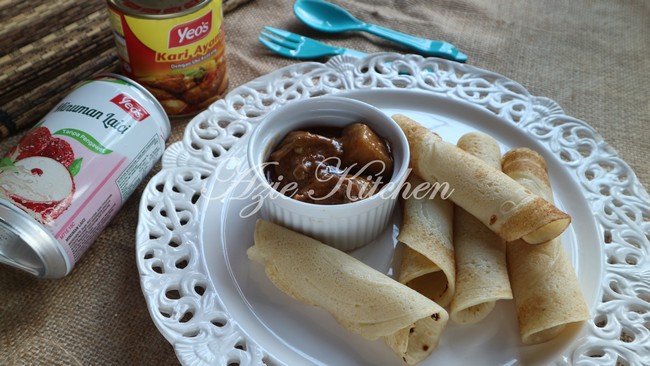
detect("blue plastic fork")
(258, 26), (368, 59)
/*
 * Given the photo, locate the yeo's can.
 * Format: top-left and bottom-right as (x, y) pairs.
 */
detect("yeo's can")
(0, 74), (170, 278)
(106, 0), (228, 117)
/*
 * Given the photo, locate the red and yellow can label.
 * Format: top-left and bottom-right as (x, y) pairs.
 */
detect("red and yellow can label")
(108, 1), (228, 116)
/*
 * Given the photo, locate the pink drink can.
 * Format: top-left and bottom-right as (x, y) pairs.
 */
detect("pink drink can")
(0, 74), (170, 278)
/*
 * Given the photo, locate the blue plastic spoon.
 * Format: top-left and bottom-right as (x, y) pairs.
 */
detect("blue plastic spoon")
(293, 0), (467, 62)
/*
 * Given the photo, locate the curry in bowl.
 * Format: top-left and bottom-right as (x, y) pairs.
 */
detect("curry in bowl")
(265, 122), (393, 205)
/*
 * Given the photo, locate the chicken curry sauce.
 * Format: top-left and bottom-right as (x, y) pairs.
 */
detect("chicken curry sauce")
(266, 123), (393, 204)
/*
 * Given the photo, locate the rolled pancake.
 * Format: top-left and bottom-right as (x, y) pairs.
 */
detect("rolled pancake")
(450, 132), (513, 324)
(248, 219), (449, 364)
(397, 174), (455, 307)
(391, 114), (570, 244)
(502, 148), (590, 344)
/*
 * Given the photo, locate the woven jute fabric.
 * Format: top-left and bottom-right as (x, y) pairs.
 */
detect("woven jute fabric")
(0, 0), (648, 365)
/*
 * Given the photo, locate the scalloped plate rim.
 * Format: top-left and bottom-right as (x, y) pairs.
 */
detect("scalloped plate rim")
(136, 53), (650, 366)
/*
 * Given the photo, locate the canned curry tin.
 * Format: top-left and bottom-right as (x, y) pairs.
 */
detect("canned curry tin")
(106, 0), (228, 117)
(0, 74), (170, 278)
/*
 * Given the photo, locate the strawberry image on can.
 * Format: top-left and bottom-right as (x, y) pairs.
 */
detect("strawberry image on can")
(0, 74), (170, 278)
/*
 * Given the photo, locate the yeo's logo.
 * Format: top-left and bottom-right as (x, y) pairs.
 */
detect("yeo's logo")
(110, 94), (150, 122)
(169, 11), (212, 48)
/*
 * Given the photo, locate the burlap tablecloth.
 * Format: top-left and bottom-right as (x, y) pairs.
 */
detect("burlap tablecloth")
(1, 0), (648, 365)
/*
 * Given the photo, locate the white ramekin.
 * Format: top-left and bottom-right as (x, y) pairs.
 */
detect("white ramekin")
(246, 96), (410, 252)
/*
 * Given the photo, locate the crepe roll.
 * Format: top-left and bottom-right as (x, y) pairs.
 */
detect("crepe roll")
(502, 148), (590, 345)
(397, 174), (455, 307)
(450, 132), (512, 324)
(391, 114), (570, 244)
(248, 219), (449, 364)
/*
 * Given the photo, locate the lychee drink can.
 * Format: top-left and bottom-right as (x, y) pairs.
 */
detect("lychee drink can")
(0, 74), (170, 278)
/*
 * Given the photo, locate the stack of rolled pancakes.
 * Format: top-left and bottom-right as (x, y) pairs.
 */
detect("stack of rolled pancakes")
(247, 114), (589, 365)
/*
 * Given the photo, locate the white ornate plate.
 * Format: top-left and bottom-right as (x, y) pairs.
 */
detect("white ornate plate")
(136, 53), (650, 366)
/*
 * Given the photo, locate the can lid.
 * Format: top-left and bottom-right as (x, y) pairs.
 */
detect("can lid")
(108, 0), (212, 18)
(0, 201), (70, 278)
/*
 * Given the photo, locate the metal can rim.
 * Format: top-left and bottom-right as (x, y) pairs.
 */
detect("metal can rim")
(0, 200), (71, 278)
(107, 0), (212, 19)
